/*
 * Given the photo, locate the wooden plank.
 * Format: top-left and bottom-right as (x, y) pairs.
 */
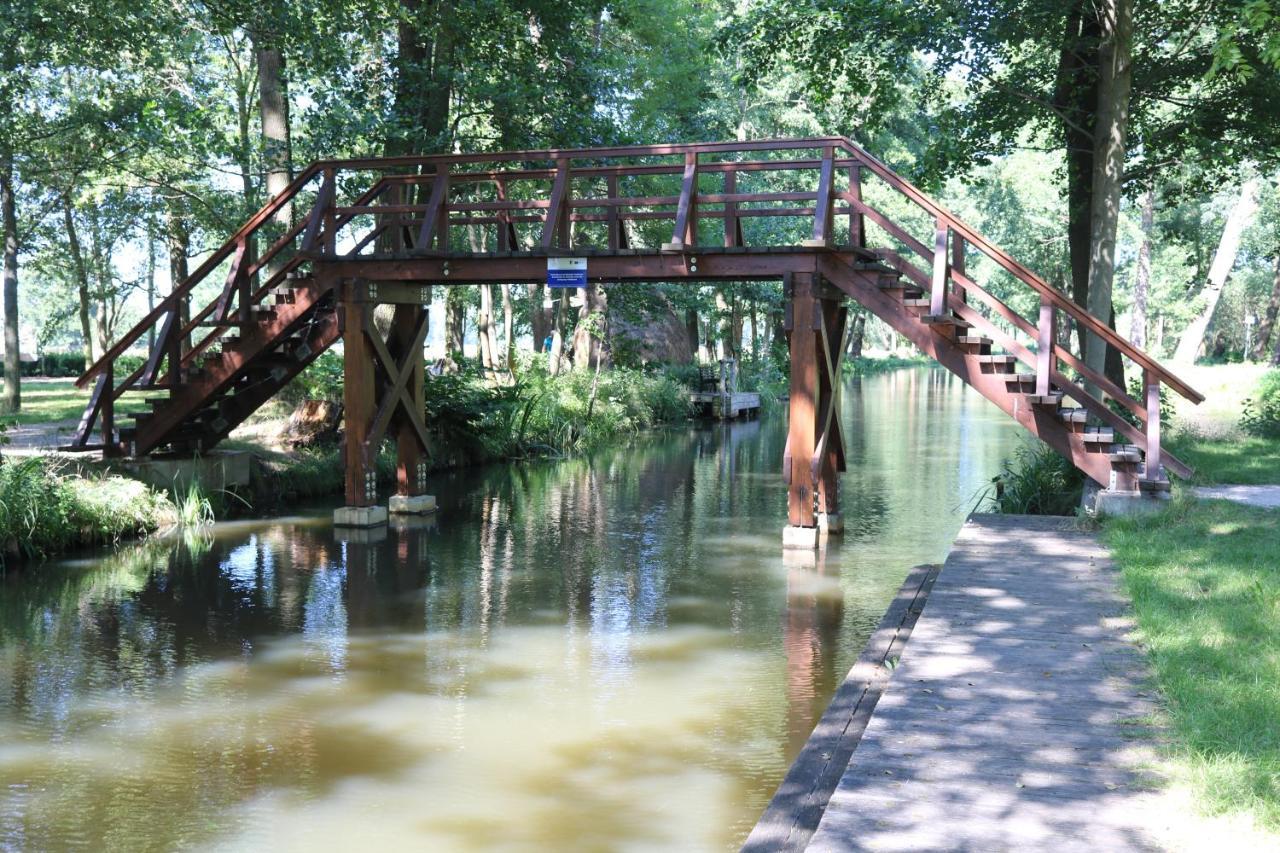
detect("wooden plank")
(929, 219), (949, 317)
(417, 168), (450, 251)
(1145, 368), (1162, 482)
(804, 515), (1167, 853)
(665, 151), (699, 250)
(541, 158), (570, 250)
(724, 169), (741, 248)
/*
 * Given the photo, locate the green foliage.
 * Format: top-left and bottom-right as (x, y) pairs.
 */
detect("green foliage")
(0, 457), (173, 566)
(281, 350), (343, 404)
(1240, 370), (1280, 438)
(986, 441), (1085, 516)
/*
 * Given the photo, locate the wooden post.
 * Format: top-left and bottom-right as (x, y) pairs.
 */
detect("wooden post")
(606, 173), (621, 251)
(101, 362), (117, 457)
(322, 167), (336, 255)
(1036, 298), (1055, 397)
(787, 272), (818, 530)
(952, 231), (967, 304)
(542, 158), (570, 250)
(849, 165), (864, 248)
(804, 145), (836, 247)
(1145, 367), (1162, 481)
(815, 297), (844, 521)
(930, 218), (949, 317)
(343, 297), (377, 508)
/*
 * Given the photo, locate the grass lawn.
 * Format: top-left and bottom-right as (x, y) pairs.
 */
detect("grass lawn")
(1105, 496), (1280, 832)
(1163, 362), (1280, 486)
(0, 379), (149, 427)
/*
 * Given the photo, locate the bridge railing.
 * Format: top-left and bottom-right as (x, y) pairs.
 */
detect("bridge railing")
(76, 137), (1200, 481)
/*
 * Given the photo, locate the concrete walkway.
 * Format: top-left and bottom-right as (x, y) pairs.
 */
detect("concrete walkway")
(805, 515), (1168, 852)
(1193, 485), (1280, 509)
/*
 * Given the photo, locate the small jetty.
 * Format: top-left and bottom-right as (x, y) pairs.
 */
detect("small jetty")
(690, 358), (761, 419)
(749, 514), (1167, 852)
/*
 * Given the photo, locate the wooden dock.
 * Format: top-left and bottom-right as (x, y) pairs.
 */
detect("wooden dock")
(755, 514), (1171, 852)
(690, 389), (761, 419)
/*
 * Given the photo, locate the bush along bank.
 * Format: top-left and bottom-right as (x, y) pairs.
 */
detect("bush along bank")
(0, 456), (176, 568)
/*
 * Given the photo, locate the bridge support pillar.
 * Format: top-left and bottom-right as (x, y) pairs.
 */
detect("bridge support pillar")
(335, 280), (435, 527)
(783, 273), (848, 548)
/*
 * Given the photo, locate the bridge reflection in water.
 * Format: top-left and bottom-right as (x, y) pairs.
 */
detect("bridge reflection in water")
(2, 367), (1016, 851)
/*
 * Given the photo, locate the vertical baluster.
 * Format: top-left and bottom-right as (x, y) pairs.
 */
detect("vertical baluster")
(1036, 298), (1055, 397)
(1145, 367), (1162, 481)
(930, 218), (949, 317)
(322, 167), (336, 255)
(664, 151), (698, 251)
(606, 173), (620, 252)
(804, 145), (836, 248)
(101, 361), (116, 457)
(952, 231), (967, 304)
(849, 164), (864, 247)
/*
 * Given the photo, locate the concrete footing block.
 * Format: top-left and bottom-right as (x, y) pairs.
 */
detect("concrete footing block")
(388, 494), (438, 515)
(1094, 489), (1171, 518)
(818, 512), (844, 534)
(334, 505), (388, 528)
(782, 525), (820, 550)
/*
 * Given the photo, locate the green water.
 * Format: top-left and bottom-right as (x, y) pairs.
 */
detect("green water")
(0, 367), (1019, 851)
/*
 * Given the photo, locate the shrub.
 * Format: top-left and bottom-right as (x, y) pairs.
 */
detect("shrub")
(0, 457), (173, 566)
(1240, 370), (1280, 438)
(281, 350), (343, 404)
(986, 441), (1084, 516)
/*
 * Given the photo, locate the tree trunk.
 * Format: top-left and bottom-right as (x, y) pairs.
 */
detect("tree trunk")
(1083, 0), (1133, 392)
(386, 0), (454, 157)
(848, 311), (866, 359)
(500, 282), (514, 374)
(1054, 0), (1100, 357)
(1130, 187), (1153, 350)
(548, 290), (568, 376)
(531, 283), (551, 352)
(685, 308), (699, 359)
(1252, 255), (1280, 360)
(572, 282), (609, 371)
(1, 148), (19, 412)
(167, 204), (191, 354)
(477, 283), (495, 374)
(444, 287), (465, 369)
(1173, 176), (1261, 364)
(254, 36), (292, 280)
(64, 193), (95, 366)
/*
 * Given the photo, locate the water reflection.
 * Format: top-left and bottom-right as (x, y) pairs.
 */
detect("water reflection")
(0, 367), (1017, 851)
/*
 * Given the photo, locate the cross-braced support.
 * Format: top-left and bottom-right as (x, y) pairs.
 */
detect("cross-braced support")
(336, 279), (434, 527)
(782, 272), (848, 548)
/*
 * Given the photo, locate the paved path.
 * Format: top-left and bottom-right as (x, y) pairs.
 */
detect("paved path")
(805, 514), (1168, 852)
(1193, 485), (1280, 509)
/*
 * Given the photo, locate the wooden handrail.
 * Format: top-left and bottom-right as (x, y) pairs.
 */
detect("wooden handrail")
(829, 137), (1204, 404)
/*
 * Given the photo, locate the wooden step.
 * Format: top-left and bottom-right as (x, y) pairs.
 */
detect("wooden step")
(1138, 477), (1170, 493)
(1082, 428), (1115, 445)
(922, 314), (973, 329)
(1027, 392), (1063, 406)
(1110, 445), (1144, 464)
(1057, 407), (1089, 425)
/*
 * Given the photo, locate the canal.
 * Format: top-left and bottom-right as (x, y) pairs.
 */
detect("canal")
(0, 367), (1019, 851)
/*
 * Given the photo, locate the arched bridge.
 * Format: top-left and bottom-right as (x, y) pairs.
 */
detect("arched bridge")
(69, 137), (1202, 543)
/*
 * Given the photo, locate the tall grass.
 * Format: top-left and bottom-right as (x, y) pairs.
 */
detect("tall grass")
(985, 441), (1085, 516)
(0, 457), (174, 567)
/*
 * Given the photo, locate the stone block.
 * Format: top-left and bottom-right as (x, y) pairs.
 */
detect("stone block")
(782, 525), (820, 550)
(818, 512), (844, 534)
(388, 494), (437, 515)
(1094, 489), (1170, 518)
(333, 505), (388, 528)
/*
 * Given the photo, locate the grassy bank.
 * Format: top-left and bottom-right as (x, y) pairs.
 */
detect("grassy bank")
(1104, 497), (1280, 831)
(0, 456), (175, 568)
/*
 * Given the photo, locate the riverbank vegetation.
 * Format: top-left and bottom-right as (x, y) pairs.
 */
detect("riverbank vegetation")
(0, 456), (174, 567)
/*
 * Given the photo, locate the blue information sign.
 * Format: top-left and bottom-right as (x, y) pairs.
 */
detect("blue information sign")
(547, 257), (587, 288)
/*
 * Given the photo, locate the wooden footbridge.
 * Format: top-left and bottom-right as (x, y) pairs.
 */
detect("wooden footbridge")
(68, 137), (1201, 538)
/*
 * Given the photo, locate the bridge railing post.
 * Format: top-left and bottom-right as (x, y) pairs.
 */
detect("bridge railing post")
(849, 164), (865, 248)
(101, 361), (117, 457)
(1145, 368), (1163, 482)
(1036, 297), (1056, 398)
(663, 151), (698, 251)
(803, 145), (836, 248)
(929, 217), (950, 317)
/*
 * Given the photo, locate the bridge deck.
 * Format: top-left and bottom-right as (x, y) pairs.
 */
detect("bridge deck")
(804, 514), (1169, 852)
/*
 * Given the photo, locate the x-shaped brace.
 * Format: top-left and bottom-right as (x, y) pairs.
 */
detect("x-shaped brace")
(362, 310), (432, 462)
